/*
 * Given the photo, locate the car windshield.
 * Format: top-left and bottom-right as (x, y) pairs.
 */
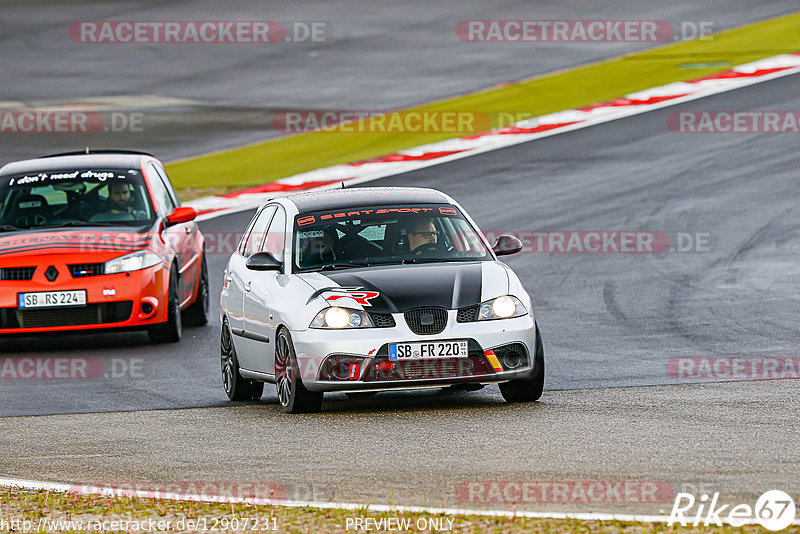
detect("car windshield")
(293, 204), (492, 272)
(0, 169), (156, 229)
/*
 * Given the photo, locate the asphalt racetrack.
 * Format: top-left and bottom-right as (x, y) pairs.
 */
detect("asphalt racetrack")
(1, 0), (799, 162)
(1, 69), (798, 514)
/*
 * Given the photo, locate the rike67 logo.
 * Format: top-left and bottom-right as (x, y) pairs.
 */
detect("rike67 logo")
(670, 490), (796, 530)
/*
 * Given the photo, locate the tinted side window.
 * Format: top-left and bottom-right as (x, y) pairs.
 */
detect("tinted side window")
(262, 207), (286, 262)
(242, 206), (276, 258)
(147, 164), (176, 214)
(238, 215), (259, 255)
(152, 164), (180, 207)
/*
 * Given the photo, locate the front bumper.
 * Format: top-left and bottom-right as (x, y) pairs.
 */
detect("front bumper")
(0, 264), (168, 334)
(291, 311), (536, 392)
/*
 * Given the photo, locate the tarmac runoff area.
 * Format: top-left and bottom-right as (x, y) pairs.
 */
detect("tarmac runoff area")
(0, 379), (797, 519)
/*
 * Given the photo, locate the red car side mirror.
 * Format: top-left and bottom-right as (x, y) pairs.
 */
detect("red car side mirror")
(165, 207), (196, 226)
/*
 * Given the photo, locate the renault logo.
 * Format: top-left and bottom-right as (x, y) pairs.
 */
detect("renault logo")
(45, 266), (58, 282)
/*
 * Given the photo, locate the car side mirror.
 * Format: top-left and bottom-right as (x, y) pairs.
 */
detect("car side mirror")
(165, 206), (196, 226)
(492, 234), (523, 256)
(246, 251), (282, 271)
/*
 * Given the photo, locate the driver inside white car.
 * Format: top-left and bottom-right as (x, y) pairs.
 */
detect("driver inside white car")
(407, 218), (439, 254)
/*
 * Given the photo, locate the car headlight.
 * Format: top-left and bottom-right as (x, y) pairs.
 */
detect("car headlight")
(310, 307), (374, 329)
(478, 295), (527, 320)
(104, 250), (162, 274)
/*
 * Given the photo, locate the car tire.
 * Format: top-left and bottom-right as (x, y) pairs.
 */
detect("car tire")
(220, 319), (264, 401)
(499, 323), (545, 403)
(274, 328), (323, 414)
(184, 252), (209, 327)
(148, 267), (182, 343)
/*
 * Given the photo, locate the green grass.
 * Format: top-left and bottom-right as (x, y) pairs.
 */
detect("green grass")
(167, 12), (800, 199)
(2, 487), (793, 533)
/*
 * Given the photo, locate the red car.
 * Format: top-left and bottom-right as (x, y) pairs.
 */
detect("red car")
(0, 150), (207, 342)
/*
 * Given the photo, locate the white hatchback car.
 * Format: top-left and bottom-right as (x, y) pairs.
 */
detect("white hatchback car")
(220, 187), (544, 413)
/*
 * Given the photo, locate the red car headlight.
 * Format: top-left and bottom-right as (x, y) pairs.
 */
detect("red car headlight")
(104, 250), (161, 274)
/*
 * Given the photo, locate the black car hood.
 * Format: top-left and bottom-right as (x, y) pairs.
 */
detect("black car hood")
(300, 261), (505, 313)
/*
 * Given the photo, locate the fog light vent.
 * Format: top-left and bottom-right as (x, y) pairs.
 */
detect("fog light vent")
(491, 343), (529, 370)
(319, 355), (365, 381)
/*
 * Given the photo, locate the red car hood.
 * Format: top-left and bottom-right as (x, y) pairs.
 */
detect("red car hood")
(0, 229), (154, 259)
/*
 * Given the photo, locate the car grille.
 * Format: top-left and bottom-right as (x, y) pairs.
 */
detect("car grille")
(1, 301), (134, 329)
(363, 355), (494, 381)
(69, 263), (105, 278)
(368, 312), (396, 328)
(404, 307), (447, 335)
(456, 305), (479, 323)
(0, 266), (36, 281)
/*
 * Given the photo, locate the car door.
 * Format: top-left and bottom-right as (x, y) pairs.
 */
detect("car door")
(151, 163), (198, 306)
(243, 204), (286, 375)
(232, 205), (276, 371)
(223, 207), (261, 340)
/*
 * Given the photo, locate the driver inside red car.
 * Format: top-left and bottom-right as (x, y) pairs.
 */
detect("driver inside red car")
(90, 182), (146, 222)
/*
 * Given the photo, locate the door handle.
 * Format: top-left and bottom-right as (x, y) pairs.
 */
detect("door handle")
(245, 281), (252, 292)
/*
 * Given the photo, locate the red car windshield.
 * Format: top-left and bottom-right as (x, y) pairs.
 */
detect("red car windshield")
(0, 169), (156, 229)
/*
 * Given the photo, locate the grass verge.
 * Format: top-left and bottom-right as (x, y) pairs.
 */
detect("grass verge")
(166, 11), (800, 200)
(2, 487), (793, 533)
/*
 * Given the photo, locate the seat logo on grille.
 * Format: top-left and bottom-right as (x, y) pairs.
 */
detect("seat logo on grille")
(420, 312), (435, 326)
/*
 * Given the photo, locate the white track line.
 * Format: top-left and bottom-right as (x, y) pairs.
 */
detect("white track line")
(2, 477), (797, 527)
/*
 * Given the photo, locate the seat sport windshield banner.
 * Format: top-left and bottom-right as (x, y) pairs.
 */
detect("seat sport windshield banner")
(295, 204), (460, 227)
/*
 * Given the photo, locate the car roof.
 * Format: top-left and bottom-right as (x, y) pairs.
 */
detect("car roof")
(286, 187), (451, 213)
(0, 153), (152, 177)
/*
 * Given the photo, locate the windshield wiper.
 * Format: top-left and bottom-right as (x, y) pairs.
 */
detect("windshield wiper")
(316, 261), (372, 271)
(36, 221), (118, 228)
(0, 224), (24, 232)
(401, 257), (465, 264)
